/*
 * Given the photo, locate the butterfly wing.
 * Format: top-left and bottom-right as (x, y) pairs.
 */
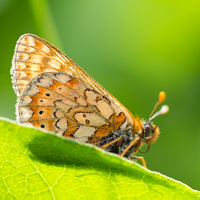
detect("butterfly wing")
(11, 34), (135, 144)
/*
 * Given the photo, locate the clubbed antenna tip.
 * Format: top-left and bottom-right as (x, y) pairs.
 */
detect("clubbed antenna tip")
(148, 91), (169, 121)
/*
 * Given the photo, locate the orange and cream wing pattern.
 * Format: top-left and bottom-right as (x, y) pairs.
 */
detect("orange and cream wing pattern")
(11, 34), (76, 96)
(11, 34), (135, 144)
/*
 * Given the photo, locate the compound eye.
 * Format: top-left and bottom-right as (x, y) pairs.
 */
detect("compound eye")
(144, 124), (152, 139)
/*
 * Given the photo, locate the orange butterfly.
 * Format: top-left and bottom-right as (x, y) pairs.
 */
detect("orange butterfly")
(11, 34), (169, 168)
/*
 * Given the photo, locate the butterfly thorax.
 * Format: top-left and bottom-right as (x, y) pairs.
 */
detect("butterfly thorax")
(99, 117), (160, 158)
(97, 117), (144, 156)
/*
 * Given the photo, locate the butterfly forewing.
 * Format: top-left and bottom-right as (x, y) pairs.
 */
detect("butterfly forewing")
(11, 34), (75, 96)
(11, 34), (135, 144)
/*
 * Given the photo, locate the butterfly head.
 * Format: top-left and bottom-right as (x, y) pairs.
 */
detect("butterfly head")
(140, 91), (169, 153)
(141, 121), (160, 151)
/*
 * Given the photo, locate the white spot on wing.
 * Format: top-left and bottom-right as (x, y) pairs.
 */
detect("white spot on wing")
(85, 90), (114, 119)
(40, 44), (50, 54)
(54, 110), (65, 118)
(74, 126), (96, 142)
(19, 35), (36, 47)
(16, 44), (36, 53)
(48, 58), (61, 69)
(14, 62), (26, 70)
(18, 107), (33, 122)
(26, 84), (40, 95)
(29, 54), (43, 63)
(53, 73), (71, 83)
(28, 64), (41, 71)
(15, 52), (30, 61)
(55, 101), (69, 111)
(34, 76), (53, 87)
(18, 71), (27, 78)
(56, 118), (68, 130)
(20, 96), (32, 106)
(74, 113), (108, 126)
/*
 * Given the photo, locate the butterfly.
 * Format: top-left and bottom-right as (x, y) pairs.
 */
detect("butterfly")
(11, 34), (169, 168)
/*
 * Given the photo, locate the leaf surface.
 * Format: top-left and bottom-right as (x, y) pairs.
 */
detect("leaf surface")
(0, 118), (199, 200)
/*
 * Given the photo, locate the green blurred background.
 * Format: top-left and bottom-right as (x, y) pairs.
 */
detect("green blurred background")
(0, 0), (199, 191)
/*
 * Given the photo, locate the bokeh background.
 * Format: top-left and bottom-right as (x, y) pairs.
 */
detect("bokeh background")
(0, 0), (199, 191)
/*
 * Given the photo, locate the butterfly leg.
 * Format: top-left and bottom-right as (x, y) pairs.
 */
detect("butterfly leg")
(131, 156), (147, 168)
(119, 137), (146, 167)
(119, 137), (140, 157)
(100, 137), (123, 149)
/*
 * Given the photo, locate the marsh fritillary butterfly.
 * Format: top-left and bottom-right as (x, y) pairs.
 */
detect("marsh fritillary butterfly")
(11, 34), (169, 167)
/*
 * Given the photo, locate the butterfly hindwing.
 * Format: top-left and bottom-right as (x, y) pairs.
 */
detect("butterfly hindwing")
(18, 72), (127, 143)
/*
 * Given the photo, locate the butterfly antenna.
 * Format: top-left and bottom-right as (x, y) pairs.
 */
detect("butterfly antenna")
(148, 91), (169, 122)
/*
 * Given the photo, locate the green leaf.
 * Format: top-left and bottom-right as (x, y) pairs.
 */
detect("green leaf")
(0, 118), (199, 200)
